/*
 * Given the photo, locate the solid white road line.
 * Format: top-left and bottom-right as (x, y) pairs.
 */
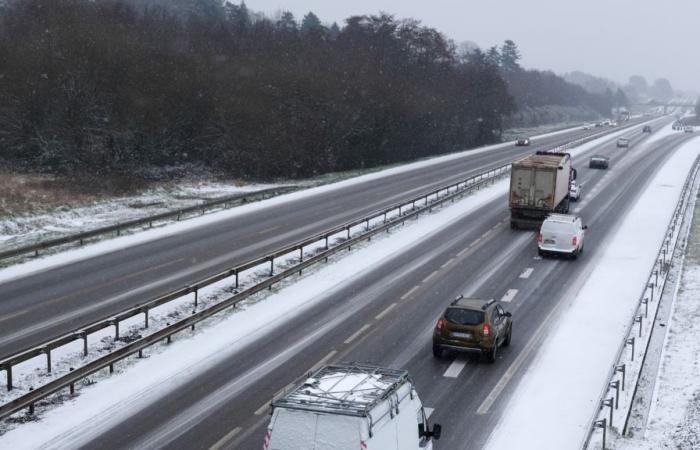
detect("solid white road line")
(443, 359), (468, 378)
(500, 289), (518, 303)
(400, 285), (420, 300)
(424, 407), (435, 418)
(375, 303), (397, 320)
(209, 427), (242, 450)
(254, 402), (270, 416)
(344, 324), (371, 344)
(309, 350), (338, 374)
(519, 267), (534, 279)
(441, 258), (455, 269)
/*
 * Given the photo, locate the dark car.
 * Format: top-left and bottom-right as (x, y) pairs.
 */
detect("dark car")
(643, 125), (652, 133)
(432, 297), (512, 363)
(515, 136), (531, 146)
(589, 155), (609, 169)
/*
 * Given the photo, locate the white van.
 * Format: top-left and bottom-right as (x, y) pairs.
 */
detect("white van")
(538, 214), (587, 259)
(263, 364), (441, 450)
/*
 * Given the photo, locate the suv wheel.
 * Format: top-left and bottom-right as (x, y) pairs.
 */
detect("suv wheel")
(504, 325), (512, 347)
(432, 344), (443, 358)
(486, 344), (498, 363)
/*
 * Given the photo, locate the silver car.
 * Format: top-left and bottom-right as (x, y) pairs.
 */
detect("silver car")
(538, 214), (587, 259)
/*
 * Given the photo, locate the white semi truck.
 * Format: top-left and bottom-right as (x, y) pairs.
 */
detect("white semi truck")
(263, 364), (441, 450)
(509, 151), (577, 229)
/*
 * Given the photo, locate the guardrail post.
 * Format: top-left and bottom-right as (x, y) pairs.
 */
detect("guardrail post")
(615, 364), (626, 391)
(299, 247), (303, 263)
(641, 297), (649, 318)
(609, 381), (620, 409)
(347, 226), (351, 240)
(648, 282), (655, 302)
(593, 418), (607, 449)
(602, 398), (614, 428)
(194, 289), (198, 309)
(269, 257), (274, 276)
(35, 249), (39, 258)
(6, 365), (12, 391)
(634, 315), (643, 337)
(144, 309), (149, 329)
(46, 348), (52, 373)
(654, 270), (659, 286)
(69, 368), (75, 395)
(28, 388), (34, 415)
(235, 269), (239, 289)
(625, 337), (635, 361)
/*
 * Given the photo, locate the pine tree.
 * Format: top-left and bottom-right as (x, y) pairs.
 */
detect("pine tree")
(500, 40), (521, 73)
(485, 45), (501, 67)
(301, 12), (322, 34)
(328, 22), (341, 40)
(277, 11), (297, 32)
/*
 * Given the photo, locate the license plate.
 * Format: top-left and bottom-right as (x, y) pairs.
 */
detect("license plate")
(452, 332), (472, 339)
(545, 239), (555, 244)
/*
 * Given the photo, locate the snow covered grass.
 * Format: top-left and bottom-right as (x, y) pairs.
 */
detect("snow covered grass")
(615, 191), (700, 450)
(0, 169), (511, 449)
(485, 138), (700, 450)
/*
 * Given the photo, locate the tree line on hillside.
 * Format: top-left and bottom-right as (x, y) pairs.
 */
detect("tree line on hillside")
(0, 0), (614, 183)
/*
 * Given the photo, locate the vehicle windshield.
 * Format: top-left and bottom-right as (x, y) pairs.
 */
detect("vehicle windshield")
(445, 308), (484, 325)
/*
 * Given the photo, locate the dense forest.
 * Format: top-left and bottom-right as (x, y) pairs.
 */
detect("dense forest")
(0, 0), (617, 183)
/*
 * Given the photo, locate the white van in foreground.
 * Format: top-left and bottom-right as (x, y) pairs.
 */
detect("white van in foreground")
(538, 214), (587, 259)
(263, 364), (441, 450)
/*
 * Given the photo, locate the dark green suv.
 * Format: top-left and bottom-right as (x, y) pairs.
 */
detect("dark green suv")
(432, 297), (512, 363)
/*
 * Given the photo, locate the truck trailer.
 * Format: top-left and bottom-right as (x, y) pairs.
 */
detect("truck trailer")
(263, 364), (441, 450)
(509, 151), (577, 229)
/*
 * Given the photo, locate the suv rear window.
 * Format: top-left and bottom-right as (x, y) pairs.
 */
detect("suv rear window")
(445, 308), (484, 325)
(541, 221), (574, 233)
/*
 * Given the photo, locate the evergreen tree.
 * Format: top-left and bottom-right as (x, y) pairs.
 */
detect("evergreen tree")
(485, 45), (501, 67)
(226, 1), (250, 29)
(328, 22), (341, 40)
(500, 39), (521, 73)
(277, 11), (297, 32)
(301, 12), (323, 34)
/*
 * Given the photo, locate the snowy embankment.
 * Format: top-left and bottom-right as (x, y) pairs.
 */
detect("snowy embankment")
(617, 190), (700, 449)
(0, 124), (585, 285)
(486, 138), (700, 450)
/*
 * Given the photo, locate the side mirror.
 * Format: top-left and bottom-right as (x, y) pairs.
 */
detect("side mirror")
(583, 225), (588, 230)
(571, 168), (578, 180)
(432, 424), (442, 440)
(505, 312), (512, 317)
(418, 423), (442, 441)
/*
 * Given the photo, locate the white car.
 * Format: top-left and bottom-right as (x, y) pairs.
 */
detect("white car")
(538, 214), (587, 259)
(569, 181), (581, 201)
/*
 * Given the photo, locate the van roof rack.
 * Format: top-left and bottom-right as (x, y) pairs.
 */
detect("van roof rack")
(272, 363), (410, 418)
(481, 298), (496, 310)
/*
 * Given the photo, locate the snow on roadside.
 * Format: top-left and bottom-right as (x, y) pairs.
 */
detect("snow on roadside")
(486, 137), (700, 450)
(616, 200), (700, 449)
(0, 174), (512, 449)
(0, 123), (593, 285)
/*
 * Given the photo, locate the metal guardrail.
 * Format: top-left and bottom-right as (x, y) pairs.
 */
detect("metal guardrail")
(0, 119), (652, 420)
(583, 154), (700, 450)
(0, 164), (513, 420)
(0, 186), (298, 263)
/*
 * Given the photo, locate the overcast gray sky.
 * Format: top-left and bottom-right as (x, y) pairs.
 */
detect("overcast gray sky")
(246, 0), (699, 92)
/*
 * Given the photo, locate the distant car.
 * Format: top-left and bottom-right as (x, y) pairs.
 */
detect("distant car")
(515, 136), (531, 146)
(432, 296), (512, 363)
(569, 181), (581, 201)
(643, 125), (652, 133)
(589, 155), (609, 169)
(583, 124), (592, 130)
(595, 122), (604, 128)
(685, 127), (695, 133)
(616, 138), (630, 148)
(610, 121), (618, 127)
(537, 214), (587, 259)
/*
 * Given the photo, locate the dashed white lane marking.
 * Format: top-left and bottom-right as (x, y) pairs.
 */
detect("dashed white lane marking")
(533, 256), (542, 260)
(209, 427), (242, 450)
(254, 402), (270, 416)
(441, 258), (455, 269)
(344, 324), (371, 344)
(422, 270), (439, 284)
(309, 350), (338, 374)
(500, 289), (518, 303)
(443, 359), (468, 378)
(375, 303), (397, 320)
(458, 246), (472, 257)
(519, 268), (534, 279)
(424, 407), (435, 419)
(401, 285), (421, 300)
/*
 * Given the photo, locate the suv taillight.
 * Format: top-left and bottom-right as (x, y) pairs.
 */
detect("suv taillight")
(537, 233), (543, 243)
(572, 236), (577, 247)
(436, 319), (445, 330)
(482, 323), (490, 336)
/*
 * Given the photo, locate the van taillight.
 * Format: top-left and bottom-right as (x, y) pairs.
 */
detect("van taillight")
(482, 324), (490, 336)
(436, 319), (445, 330)
(572, 236), (577, 246)
(537, 233), (543, 243)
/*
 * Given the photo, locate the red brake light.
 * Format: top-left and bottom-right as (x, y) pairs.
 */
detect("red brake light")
(483, 323), (490, 336)
(537, 233), (543, 243)
(572, 236), (577, 246)
(436, 319), (445, 330)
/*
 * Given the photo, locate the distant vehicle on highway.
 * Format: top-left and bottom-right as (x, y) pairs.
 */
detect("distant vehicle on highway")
(569, 180), (581, 201)
(537, 214), (587, 259)
(685, 127), (695, 133)
(643, 125), (652, 133)
(583, 124), (592, 130)
(595, 122), (604, 128)
(432, 296), (512, 363)
(589, 155), (609, 169)
(264, 364), (441, 450)
(515, 136), (531, 146)
(509, 151), (577, 229)
(616, 138), (630, 148)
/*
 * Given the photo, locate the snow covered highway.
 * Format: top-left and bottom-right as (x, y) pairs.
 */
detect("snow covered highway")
(2, 119), (699, 449)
